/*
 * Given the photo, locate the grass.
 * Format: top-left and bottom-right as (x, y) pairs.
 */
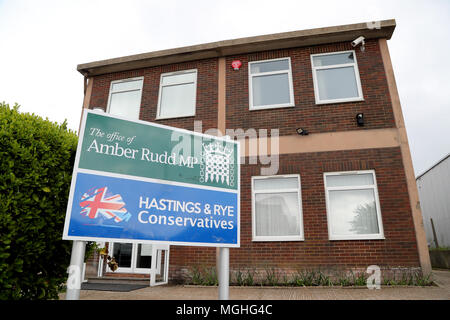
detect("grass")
(429, 247), (450, 251)
(189, 266), (203, 285)
(263, 267), (279, 286)
(233, 268), (256, 286)
(382, 271), (434, 286)
(187, 266), (434, 287)
(188, 266), (218, 286)
(291, 269), (331, 286)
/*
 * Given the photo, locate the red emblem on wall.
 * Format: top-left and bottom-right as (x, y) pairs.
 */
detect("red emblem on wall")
(231, 60), (242, 70)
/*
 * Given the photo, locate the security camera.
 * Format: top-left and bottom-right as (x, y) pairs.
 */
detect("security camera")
(352, 36), (365, 47)
(351, 36), (365, 51)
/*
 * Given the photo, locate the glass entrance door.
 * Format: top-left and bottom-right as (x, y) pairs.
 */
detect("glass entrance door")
(108, 243), (153, 274)
(135, 244), (153, 272)
(150, 244), (170, 286)
(112, 243), (133, 272)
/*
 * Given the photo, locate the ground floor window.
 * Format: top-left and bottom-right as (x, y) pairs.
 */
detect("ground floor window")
(324, 170), (384, 240)
(251, 174), (304, 241)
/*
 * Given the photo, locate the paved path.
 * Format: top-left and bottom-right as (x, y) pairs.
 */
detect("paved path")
(62, 269), (450, 300)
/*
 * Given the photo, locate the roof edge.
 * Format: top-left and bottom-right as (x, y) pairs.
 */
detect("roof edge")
(416, 153), (450, 180)
(78, 19), (396, 77)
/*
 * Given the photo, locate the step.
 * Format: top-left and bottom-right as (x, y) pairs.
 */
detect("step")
(87, 276), (150, 285)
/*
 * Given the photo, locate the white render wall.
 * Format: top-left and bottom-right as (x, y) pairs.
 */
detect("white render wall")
(416, 154), (450, 248)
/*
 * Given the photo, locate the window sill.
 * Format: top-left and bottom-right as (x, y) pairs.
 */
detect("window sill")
(249, 103), (295, 111)
(315, 97), (364, 105)
(329, 235), (385, 241)
(156, 113), (196, 120)
(252, 236), (304, 242)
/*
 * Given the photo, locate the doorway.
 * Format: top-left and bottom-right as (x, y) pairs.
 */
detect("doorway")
(106, 242), (170, 286)
(109, 243), (152, 274)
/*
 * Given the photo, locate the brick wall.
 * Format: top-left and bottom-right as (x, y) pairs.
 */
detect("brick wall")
(88, 40), (393, 137)
(225, 39), (395, 136)
(88, 58), (218, 132)
(169, 147), (420, 282)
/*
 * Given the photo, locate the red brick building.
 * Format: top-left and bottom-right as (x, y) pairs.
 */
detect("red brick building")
(78, 19), (431, 284)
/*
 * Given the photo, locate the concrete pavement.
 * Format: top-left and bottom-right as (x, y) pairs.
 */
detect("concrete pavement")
(61, 269), (450, 300)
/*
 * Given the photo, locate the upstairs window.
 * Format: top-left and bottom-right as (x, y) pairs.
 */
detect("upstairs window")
(311, 51), (363, 104)
(248, 58), (295, 110)
(157, 69), (197, 119)
(252, 175), (304, 241)
(107, 77), (144, 120)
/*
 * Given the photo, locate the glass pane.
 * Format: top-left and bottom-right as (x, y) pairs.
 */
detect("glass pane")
(313, 52), (354, 67)
(250, 59), (290, 73)
(136, 244), (152, 269)
(252, 73), (291, 106)
(255, 192), (300, 237)
(109, 90), (141, 119)
(111, 79), (142, 92)
(161, 72), (196, 86)
(159, 83), (196, 118)
(254, 177), (298, 191)
(316, 66), (359, 100)
(112, 243), (132, 268)
(328, 189), (379, 236)
(326, 173), (374, 187)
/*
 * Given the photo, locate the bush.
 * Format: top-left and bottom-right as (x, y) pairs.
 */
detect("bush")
(0, 103), (78, 299)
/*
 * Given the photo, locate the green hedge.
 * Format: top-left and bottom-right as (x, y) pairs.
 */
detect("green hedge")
(0, 103), (78, 299)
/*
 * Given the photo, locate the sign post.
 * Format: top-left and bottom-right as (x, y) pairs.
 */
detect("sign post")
(63, 110), (240, 299)
(65, 240), (86, 300)
(218, 247), (229, 300)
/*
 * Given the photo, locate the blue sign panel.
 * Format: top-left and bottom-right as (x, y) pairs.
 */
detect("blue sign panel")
(66, 172), (238, 246)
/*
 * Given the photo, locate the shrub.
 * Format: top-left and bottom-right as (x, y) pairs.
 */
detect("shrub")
(0, 103), (78, 299)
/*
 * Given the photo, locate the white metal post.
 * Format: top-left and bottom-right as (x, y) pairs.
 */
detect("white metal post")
(218, 247), (229, 300)
(65, 240), (86, 300)
(218, 135), (231, 300)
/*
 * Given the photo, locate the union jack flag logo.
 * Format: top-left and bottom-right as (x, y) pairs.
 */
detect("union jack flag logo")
(79, 187), (131, 223)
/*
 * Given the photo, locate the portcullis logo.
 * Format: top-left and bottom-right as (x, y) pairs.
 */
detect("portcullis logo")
(200, 141), (234, 186)
(80, 187), (131, 223)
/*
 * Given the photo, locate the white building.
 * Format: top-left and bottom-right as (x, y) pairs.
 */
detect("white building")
(416, 154), (450, 248)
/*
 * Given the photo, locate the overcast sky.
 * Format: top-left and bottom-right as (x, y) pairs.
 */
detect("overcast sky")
(1, 0), (449, 176)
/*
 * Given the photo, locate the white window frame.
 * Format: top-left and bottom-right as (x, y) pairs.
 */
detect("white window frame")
(310, 50), (364, 105)
(248, 57), (295, 111)
(156, 69), (197, 120)
(251, 174), (304, 242)
(323, 170), (385, 241)
(106, 76), (144, 119)
(107, 242), (152, 274)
